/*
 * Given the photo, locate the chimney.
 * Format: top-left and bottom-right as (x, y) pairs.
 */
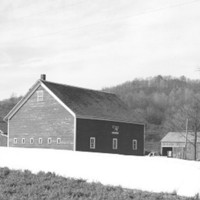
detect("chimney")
(40, 74), (46, 81)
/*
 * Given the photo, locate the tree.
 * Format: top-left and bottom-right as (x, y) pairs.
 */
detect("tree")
(0, 95), (22, 119)
(146, 106), (164, 125)
(165, 93), (200, 160)
(185, 94), (200, 160)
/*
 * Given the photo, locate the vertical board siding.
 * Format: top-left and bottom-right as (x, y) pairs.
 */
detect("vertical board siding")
(9, 86), (74, 150)
(186, 143), (200, 160)
(76, 118), (144, 155)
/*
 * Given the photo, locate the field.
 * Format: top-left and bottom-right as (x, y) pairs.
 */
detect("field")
(1, 147), (200, 198)
(0, 167), (198, 200)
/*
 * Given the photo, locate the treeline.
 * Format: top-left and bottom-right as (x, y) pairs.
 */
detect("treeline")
(104, 75), (200, 141)
(0, 95), (22, 121)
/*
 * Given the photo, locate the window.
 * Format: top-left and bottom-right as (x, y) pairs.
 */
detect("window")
(37, 90), (44, 102)
(14, 138), (17, 144)
(112, 138), (118, 150)
(22, 138), (25, 144)
(57, 138), (61, 144)
(30, 138), (34, 144)
(112, 125), (119, 134)
(48, 138), (52, 144)
(39, 138), (43, 144)
(90, 137), (96, 149)
(132, 140), (137, 150)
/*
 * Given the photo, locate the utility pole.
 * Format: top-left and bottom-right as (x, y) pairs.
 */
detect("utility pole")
(184, 118), (188, 159)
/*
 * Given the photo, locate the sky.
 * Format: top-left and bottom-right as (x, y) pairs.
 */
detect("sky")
(0, 0), (200, 100)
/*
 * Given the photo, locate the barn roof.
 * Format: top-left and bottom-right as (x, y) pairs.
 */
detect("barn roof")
(42, 80), (139, 124)
(0, 120), (7, 134)
(161, 132), (200, 143)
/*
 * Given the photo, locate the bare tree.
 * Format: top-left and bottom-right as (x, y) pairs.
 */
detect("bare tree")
(186, 94), (200, 160)
(164, 93), (200, 160)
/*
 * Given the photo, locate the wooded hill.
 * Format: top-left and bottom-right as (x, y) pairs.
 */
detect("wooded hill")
(1, 75), (200, 144)
(104, 75), (200, 142)
(0, 95), (22, 121)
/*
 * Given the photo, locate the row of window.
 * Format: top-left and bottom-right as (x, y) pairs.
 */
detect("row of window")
(13, 137), (137, 150)
(90, 137), (138, 150)
(13, 137), (61, 145)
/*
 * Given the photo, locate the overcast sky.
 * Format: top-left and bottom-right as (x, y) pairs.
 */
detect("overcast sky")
(0, 0), (200, 100)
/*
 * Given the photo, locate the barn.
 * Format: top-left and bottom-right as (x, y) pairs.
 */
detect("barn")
(161, 131), (200, 160)
(4, 75), (145, 155)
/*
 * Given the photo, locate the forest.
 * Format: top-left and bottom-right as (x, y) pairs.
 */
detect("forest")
(104, 75), (200, 144)
(1, 75), (200, 146)
(0, 95), (22, 121)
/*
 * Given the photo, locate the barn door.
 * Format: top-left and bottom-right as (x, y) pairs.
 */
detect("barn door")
(162, 147), (172, 156)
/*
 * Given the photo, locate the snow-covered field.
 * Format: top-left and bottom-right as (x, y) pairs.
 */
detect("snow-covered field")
(1, 147), (200, 197)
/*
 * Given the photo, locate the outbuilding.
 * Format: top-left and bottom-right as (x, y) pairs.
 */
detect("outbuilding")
(4, 75), (145, 155)
(161, 131), (200, 160)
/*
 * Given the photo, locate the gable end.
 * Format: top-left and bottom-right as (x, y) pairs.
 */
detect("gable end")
(4, 80), (76, 121)
(4, 80), (41, 121)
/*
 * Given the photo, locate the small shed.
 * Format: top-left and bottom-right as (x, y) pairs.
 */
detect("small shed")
(161, 132), (200, 160)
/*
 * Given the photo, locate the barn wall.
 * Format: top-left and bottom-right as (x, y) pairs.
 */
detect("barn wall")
(9, 85), (74, 150)
(76, 118), (144, 155)
(185, 143), (200, 160)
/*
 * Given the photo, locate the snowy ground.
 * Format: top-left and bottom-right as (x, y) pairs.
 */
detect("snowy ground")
(0, 147), (200, 197)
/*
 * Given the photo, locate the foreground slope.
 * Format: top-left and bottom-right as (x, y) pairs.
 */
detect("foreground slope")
(0, 168), (194, 200)
(0, 147), (200, 197)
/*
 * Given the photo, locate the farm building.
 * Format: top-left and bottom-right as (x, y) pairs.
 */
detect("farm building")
(0, 120), (7, 146)
(4, 75), (145, 155)
(161, 132), (200, 160)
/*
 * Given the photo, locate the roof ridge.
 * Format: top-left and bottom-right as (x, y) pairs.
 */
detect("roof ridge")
(76, 114), (145, 125)
(41, 80), (116, 95)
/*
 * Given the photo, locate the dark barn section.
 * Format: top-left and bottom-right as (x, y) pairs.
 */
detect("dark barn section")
(4, 75), (145, 156)
(76, 118), (144, 155)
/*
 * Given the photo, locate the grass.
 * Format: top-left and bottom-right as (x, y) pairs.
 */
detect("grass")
(0, 167), (198, 200)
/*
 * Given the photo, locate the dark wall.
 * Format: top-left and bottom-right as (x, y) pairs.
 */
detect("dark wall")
(76, 118), (144, 155)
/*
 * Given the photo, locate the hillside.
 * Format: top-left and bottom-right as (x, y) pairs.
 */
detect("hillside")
(104, 75), (200, 143)
(1, 147), (200, 197)
(0, 168), (194, 200)
(0, 95), (22, 121)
